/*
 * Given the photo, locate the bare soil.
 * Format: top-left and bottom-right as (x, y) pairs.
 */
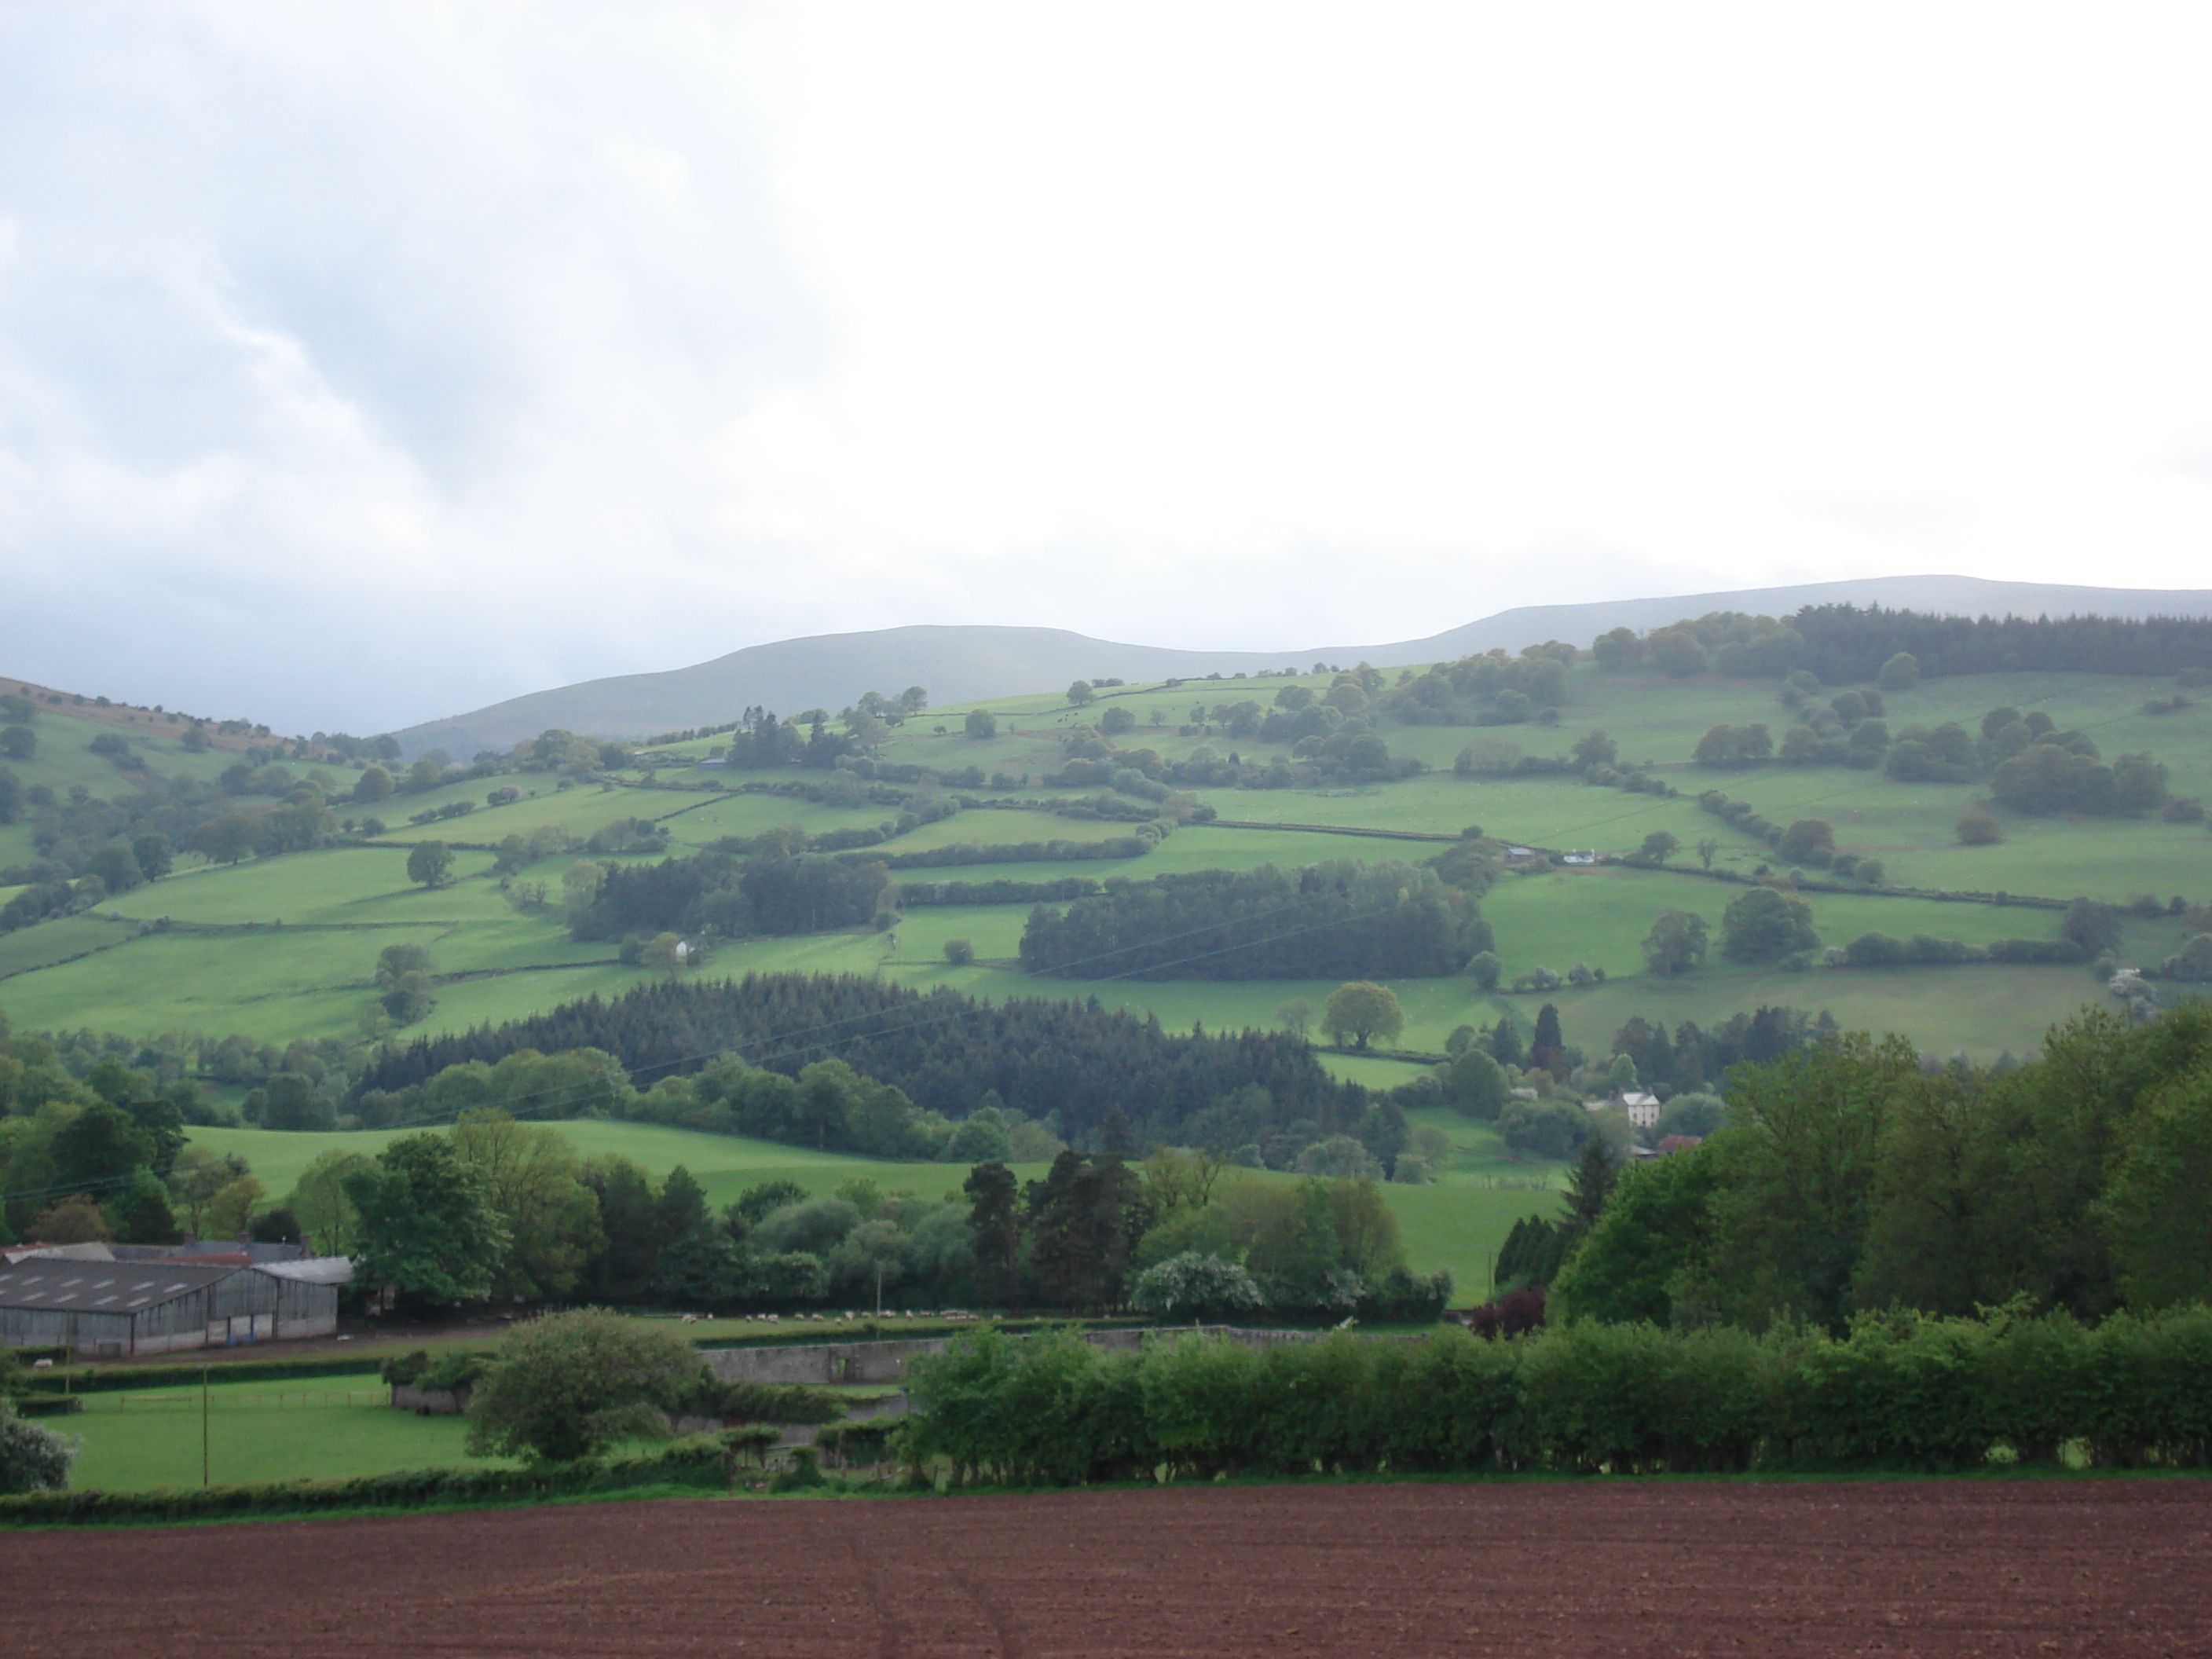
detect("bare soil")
(11, 1478), (2210, 1657)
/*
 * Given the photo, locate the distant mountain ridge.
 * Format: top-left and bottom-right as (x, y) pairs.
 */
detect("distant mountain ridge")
(391, 574), (2212, 757)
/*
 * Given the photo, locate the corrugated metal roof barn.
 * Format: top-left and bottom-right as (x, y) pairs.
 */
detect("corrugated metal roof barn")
(0, 1259), (342, 1357)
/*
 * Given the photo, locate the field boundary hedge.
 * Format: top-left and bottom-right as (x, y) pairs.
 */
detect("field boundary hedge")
(899, 1305), (2212, 1485)
(0, 1441), (729, 1527)
(1198, 819), (1458, 843)
(53, 1357), (387, 1394)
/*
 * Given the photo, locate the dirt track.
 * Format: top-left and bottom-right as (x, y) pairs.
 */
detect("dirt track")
(9, 1480), (2210, 1657)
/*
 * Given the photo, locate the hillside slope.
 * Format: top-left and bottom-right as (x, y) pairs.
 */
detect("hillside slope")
(392, 576), (2212, 755)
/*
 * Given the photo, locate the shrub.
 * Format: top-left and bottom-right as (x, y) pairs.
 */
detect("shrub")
(1132, 1252), (1266, 1318)
(0, 1401), (78, 1495)
(0, 1442), (726, 1525)
(1956, 811), (2003, 845)
(464, 1309), (704, 1464)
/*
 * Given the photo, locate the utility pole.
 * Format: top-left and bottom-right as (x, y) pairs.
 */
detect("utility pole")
(202, 1364), (211, 1488)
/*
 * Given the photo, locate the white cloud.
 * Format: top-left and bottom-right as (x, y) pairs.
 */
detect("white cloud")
(5, 2), (2212, 732)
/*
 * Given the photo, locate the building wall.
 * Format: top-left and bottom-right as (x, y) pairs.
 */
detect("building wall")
(3, 1269), (340, 1355)
(0, 1306), (134, 1355)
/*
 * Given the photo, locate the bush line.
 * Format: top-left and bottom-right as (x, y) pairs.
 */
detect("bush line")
(901, 1305), (2212, 1484)
(0, 1443), (728, 1527)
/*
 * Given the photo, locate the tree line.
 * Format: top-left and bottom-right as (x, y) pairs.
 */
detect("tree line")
(965, 1144), (1449, 1321)
(353, 973), (1360, 1145)
(1018, 860), (1493, 982)
(897, 1304), (2212, 1483)
(1590, 604), (2212, 683)
(1533, 1002), (2212, 1330)
(569, 848), (892, 943)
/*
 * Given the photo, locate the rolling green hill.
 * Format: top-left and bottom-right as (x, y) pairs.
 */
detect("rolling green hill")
(6, 649), (2208, 1064)
(389, 575), (2212, 753)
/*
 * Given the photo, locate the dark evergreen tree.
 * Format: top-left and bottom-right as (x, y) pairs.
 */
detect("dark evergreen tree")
(357, 973), (1353, 1144)
(1530, 1004), (1565, 1075)
(578, 1158), (660, 1304)
(965, 1161), (1024, 1310)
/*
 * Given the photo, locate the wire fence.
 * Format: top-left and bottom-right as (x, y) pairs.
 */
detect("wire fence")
(85, 1389), (392, 1414)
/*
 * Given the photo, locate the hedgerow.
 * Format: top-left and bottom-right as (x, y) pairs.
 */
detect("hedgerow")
(54, 1356), (386, 1394)
(898, 1306), (2212, 1484)
(0, 1441), (727, 1526)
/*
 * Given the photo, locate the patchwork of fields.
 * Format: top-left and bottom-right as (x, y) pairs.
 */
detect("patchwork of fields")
(5, 661), (2207, 1061)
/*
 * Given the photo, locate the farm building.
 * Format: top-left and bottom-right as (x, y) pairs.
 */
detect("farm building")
(0, 1258), (345, 1357)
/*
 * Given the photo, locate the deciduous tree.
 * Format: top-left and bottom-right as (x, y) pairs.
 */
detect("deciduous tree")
(1719, 887), (1818, 963)
(464, 1308), (702, 1464)
(1320, 981), (1404, 1050)
(407, 840), (456, 888)
(1642, 909), (1709, 977)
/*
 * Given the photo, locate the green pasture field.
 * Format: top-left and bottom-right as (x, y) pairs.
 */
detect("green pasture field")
(1673, 765), (2212, 900)
(189, 1118), (1533, 1296)
(1397, 1107), (1566, 1190)
(887, 808), (1137, 851)
(367, 780), (708, 844)
(60, 1374), (496, 1492)
(0, 704), (247, 793)
(656, 791), (889, 848)
(93, 844), (493, 925)
(1481, 864), (2070, 983)
(0, 705), (251, 868)
(0, 912), (137, 978)
(0, 924), (447, 1043)
(1509, 962), (2119, 1064)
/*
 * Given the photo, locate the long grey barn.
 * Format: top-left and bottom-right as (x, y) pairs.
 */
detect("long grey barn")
(0, 1261), (339, 1356)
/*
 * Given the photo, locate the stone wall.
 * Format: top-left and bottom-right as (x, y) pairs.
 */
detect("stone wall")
(704, 1325), (1339, 1386)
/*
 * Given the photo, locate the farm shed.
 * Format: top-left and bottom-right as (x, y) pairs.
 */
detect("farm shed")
(0, 1259), (343, 1357)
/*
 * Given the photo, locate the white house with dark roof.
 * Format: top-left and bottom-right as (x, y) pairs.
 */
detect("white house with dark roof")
(0, 1258), (342, 1357)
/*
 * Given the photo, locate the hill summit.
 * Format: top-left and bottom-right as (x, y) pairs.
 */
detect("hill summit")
(392, 574), (2212, 756)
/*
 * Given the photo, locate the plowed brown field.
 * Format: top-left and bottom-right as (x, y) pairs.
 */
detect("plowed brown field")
(10, 1480), (2210, 1657)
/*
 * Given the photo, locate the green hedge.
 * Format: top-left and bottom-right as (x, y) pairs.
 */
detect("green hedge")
(0, 1441), (728, 1527)
(690, 1316), (1149, 1353)
(57, 1356), (386, 1394)
(13, 1390), (84, 1418)
(900, 1306), (2212, 1483)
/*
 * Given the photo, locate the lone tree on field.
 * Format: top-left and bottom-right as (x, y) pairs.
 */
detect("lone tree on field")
(464, 1308), (703, 1465)
(943, 937), (975, 965)
(407, 840), (456, 888)
(1719, 886), (1819, 962)
(1777, 818), (1835, 863)
(1637, 830), (1679, 865)
(1066, 679), (1096, 707)
(1642, 909), (1710, 977)
(963, 709), (997, 740)
(1321, 980), (1404, 1050)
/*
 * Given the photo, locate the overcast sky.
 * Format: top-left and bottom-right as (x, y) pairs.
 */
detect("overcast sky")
(7, 3), (2212, 735)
